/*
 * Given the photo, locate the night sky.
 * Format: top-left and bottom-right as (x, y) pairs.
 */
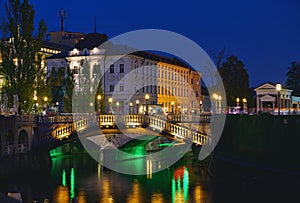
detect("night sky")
(1, 0), (300, 88)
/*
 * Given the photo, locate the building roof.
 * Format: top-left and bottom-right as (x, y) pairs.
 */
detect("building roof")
(73, 32), (108, 50)
(45, 33), (196, 71)
(255, 82), (289, 90)
(131, 51), (192, 69)
(42, 41), (70, 51)
(45, 50), (69, 59)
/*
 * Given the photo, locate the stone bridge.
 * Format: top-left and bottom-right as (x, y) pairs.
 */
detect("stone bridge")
(0, 113), (211, 157)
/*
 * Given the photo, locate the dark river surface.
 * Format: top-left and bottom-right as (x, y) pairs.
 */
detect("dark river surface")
(0, 144), (299, 203)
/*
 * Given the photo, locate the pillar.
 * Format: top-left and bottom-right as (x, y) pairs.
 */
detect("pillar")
(256, 96), (260, 113)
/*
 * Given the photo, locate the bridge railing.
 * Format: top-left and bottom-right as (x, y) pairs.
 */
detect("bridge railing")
(167, 114), (211, 123)
(53, 116), (92, 140)
(17, 115), (35, 126)
(149, 116), (209, 145)
(36, 115), (74, 124)
(123, 114), (144, 125)
(97, 114), (144, 127)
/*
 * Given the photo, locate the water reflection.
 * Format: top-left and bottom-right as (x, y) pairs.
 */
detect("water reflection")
(172, 167), (189, 203)
(49, 149), (212, 203)
(127, 181), (141, 203)
(101, 179), (114, 203)
(53, 186), (69, 203)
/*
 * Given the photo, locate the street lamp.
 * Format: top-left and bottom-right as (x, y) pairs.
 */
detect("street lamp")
(108, 98), (113, 114)
(136, 100), (139, 114)
(97, 94), (102, 114)
(0, 75), (5, 114)
(129, 102), (133, 114)
(242, 98), (247, 113)
(276, 83), (282, 116)
(171, 101), (175, 114)
(116, 101), (120, 114)
(56, 101), (59, 114)
(43, 96), (48, 115)
(33, 95), (38, 115)
(236, 98), (240, 114)
(218, 96), (222, 113)
(90, 102), (93, 113)
(236, 98), (240, 107)
(200, 100), (203, 114)
(213, 93), (219, 113)
(145, 94), (150, 115)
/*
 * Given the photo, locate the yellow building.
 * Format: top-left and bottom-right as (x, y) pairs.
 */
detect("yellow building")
(157, 61), (201, 114)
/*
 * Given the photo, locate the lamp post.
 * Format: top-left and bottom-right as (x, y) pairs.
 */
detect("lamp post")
(200, 100), (203, 114)
(145, 94), (149, 115)
(171, 101), (175, 114)
(136, 100), (139, 114)
(242, 98), (247, 114)
(97, 94), (102, 114)
(43, 96), (48, 115)
(116, 101), (120, 114)
(90, 102), (93, 113)
(0, 75), (5, 115)
(34, 95), (38, 116)
(213, 93), (219, 113)
(56, 101), (59, 114)
(108, 98), (113, 114)
(218, 96), (222, 113)
(236, 98), (240, 107)
(129, 102), (133, 114)
(276, 83), (281, 116)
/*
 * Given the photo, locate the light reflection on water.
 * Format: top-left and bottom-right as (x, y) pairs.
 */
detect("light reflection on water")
(50, 151), (212, 203)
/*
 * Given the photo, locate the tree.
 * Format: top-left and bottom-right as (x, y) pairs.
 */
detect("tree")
(63, 66), (75, 113)
(286, 61), (300, 95)
(218, 55), (253, 107)
(0, 0), (48, 112)
(47, 68), (64, 104)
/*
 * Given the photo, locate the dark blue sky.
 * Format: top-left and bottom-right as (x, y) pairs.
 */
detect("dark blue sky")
(1, 0), (300, 87)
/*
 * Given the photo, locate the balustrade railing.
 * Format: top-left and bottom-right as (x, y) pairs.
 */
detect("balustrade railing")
(149, 116), (209, 145)
(17, 115), (35, 126)
(44, 113), (209, 145)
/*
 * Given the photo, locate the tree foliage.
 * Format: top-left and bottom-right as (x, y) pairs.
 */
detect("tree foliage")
(63, 66), (75, 113)
(0, 0), (48, 112)
(286, 61), (300, 95)
(218, 55), (253, 107)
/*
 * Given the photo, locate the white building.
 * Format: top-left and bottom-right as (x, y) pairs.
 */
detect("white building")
(255, 82), (300, 115)
(46, 33), (201, 114)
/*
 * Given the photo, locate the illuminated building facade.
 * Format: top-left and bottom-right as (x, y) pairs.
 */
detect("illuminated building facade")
(46, 33), (202, 114)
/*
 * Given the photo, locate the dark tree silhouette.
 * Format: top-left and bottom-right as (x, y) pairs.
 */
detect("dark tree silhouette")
(218, 55), (253, 107)
(286, 61), (300, 96)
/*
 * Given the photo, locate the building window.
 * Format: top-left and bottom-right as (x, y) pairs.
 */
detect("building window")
(120, 85), (124, 92)
(109, 85), (114, 92)
(110, 65), (114, 73)
(119, 64), (125, 73)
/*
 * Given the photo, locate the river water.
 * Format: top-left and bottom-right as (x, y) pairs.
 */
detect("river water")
(0, 147), (212, 203)
(1, 142), (299, 203)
